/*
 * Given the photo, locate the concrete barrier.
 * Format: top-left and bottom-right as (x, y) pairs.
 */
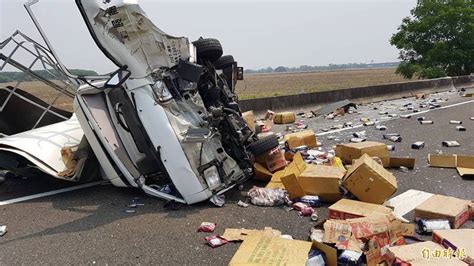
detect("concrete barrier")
(239, 75), (473, 112)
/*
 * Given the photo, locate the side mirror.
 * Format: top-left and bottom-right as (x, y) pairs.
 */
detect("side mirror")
(236, 67), (244, 80)
(105, 67), (131, 88)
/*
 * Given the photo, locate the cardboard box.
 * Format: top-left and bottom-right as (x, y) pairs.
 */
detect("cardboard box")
(298, 165), (345, 202)
(389, 157), (416, 169)
(254, 163), (273, 182)
(266, 153), (306, 189)
(229, 234), (312, 265)
(335, 141), (389, 165)
(273, 112), (296, 124)
(387, 241), (468, 265)
(415, 194), (470, 229)
(284, 130), (317, 149)
(432, 229), (473, 265)
(328, 199), (393, 220)
(428, 154), (474, 177)
(343, 154), (397, 204)
(281, 173), (305, 199)
(242, 110), (255, 131)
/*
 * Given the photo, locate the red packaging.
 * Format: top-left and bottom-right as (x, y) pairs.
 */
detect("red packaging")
(299, 207), (315, 217)
(205, 235), (228, 248)
(292, 202), (308, 211)
(197, 222), (216, 233)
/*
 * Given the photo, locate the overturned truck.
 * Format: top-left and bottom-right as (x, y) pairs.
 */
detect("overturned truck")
(0, 0), (277, 204)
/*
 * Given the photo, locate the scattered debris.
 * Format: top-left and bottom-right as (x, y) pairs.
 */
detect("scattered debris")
(415, 194), (471, 229)
(237, 200), (249, 208)
(411, 141), (425, 149)
(197, 222), (216, 233)
(420, 120), (434, 124)
(273, 112), (296, 124)
(416, 219), (451, 234)
(313, 100), (357, 116)
(450, 120), (463, 124)
(247, 186), (287, 207)
(442, 140), (461, 147)
(384, 189), (434, 222)
(205, 235), (228, 248)
(456, 125), (467, 131)
(0, 225), (6, 236)
(428, 154), (474, 177)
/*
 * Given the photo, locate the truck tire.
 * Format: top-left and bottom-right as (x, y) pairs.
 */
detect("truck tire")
(214, 55), (235, 70)
(193, 38), (223, 62)
(247, 135), (279, 156)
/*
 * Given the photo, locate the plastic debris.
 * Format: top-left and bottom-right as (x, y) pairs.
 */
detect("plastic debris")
(400, 114), (412, 119)
(307, 249), (326, 266)
(417, 117), (426, 121)
(375, 125), (387, 131)
(352, 131), (366, 138)
(387, 145), (395, 151)
(411, 141), (425, 149)
(198, 222), (216, 233)
(237, 200), (249, 208)
(416, 219), (450, 234)
(0, 225), (6, 236)
(210, 194), (226, 207)
(350, 137), (366, 143)
(205, 235), (228, 248)
(449, 120), (462, 124)
(124, 209), (136, 213)
(298, 195), (321, 207)
(383, 134), (402, 142)
(338, 250), (363, 265)
(247, 186), (287, 206)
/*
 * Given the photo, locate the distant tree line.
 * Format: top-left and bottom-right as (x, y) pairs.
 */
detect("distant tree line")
(0, 69), (98, 83)
(244, 62), (399, 74)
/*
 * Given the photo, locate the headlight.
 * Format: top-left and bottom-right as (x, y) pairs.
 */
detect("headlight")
(203, 166), (221, 190)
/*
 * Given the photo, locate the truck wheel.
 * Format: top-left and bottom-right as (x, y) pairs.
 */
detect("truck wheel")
(247, 135), (279, 156)
(214, 55), (235, 70)
(193, 38), (223, 62)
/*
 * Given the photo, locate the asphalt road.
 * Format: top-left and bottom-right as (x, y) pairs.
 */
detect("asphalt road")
(1, 91), (473, 264)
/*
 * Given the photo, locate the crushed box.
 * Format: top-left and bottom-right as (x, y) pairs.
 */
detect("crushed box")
(335, 141), (389, 165)
(343, 154), (397, 204)
(415, 194), (470, 229)
(428, 154), (474, 177)
(298, 164), (345, 202)
(284, 130), (317, 149)
(328, 198), (393, 220)
(273, 112), (296, 124)
(254, 163), (273, 182)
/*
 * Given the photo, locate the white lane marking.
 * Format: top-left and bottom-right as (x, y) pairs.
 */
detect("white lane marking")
(0, 180), (108, 206)
(316, 99), (474, 136)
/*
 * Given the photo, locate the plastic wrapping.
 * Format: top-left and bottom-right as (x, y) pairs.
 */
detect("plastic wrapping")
(247, 186), (287, 207)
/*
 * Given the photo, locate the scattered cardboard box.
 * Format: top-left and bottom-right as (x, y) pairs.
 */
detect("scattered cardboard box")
(400, 223), (416, 237)
(254, 163), (273, 182)
(384, 189), (434, 223)
(328, 199), (393, 220)
(415, 194), (470, 229)
(284, 130), (317, 149)
(273, 112), (296, 124)
(387, 241), (468, 265)
(222, 227), (281, 242)
(280, 173), (305, 199)
(335, 141), (389, 165)
(242, 110), (255, 131)
(343, 154), (397, 204)
(312, 241), (337, 266)
(266, 153), (306, 189)
(229, 234), (312, 265)
(298, 164), (345, 202)
(433, 229), (473, 265)
(428, 154), (474, 177)
(389, 157), (416, 169)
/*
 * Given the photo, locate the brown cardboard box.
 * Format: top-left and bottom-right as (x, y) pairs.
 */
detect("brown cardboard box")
(254, 163), (273, 182)
(328, 199), (393, 220)
(281, 173), (305, 199)
(266, 153), (306, 189)
(298, 165), (345, 202)
(387, 241), (468, 265)
(284, 130), (317, 149)
(242, 111), (255, 131)
(415, 194), (470, 229)
(432, 229), (473, 265)
(389, 157), (416, 169)
(335, 141), (389, 165)
(273, 112), (296, 124)
(428, 154), (474, 177)
(343, 154), (397, 204)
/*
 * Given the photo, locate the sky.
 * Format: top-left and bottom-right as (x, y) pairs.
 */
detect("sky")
(0, 0), (416, 74)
